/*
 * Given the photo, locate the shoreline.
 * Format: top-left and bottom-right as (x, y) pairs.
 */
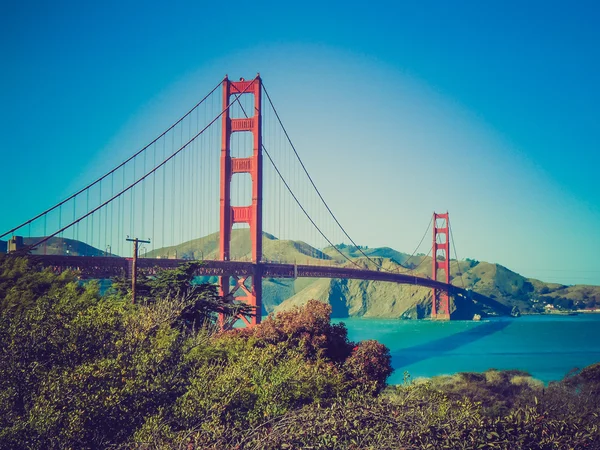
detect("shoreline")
(520, 309), (600, 317)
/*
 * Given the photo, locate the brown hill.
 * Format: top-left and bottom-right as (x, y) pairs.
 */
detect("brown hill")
(128, 230), (600, 318)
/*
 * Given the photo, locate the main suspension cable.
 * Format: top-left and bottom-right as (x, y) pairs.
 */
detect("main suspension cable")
(449, 221), (466, 289)
(401, 216), (433, 271)
(262, 146), (366, 270)
(230, 90), (366, 269)
(261, 84), (381, 266)
(29, 79), (256, 250)
(406, 246), (433, 273)
(1, 79), (223, 240)
(262, 83), (429, 274)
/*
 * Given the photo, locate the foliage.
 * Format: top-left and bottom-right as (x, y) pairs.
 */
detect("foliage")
(343, 339), (392, 394)
(224, 300), (393, 395)
(0, 261), (392, 449)
(112, 261), (255, 329)
(0, 256), (599, 449)
(420, 369), (544, 417)
(218, 385), (599, 450)
(0, 254), (75, 313)
(247, 300), (353, 362)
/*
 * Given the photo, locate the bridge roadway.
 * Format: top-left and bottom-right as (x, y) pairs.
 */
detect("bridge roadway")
(27, 255), (513, 314)
(29, 255), (466, 295)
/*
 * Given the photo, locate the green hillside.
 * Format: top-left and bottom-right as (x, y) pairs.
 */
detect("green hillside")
(276, 256), (486, 319)
(145, 229), (333, 264)
(0, 237), (112, 257)
(147, 230), (600, 319)
(323, 244), (419, 266)
(15, 229), (585, 319)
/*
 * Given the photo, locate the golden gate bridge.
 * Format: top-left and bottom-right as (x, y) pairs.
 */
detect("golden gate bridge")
(1, 75), (501, 324)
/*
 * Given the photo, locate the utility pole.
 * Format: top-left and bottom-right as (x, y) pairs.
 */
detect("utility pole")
(126, 237), (150, 304)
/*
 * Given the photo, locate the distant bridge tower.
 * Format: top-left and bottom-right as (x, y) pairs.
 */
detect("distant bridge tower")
(219, 75), (263, 326)
(431, 212), (451, 320)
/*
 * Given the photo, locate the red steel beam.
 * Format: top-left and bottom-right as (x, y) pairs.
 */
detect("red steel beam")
(219, 75), (263, 326)
(431, 212), (451, 320)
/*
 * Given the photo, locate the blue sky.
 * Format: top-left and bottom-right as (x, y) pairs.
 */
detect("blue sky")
(1, 0), (599, 285)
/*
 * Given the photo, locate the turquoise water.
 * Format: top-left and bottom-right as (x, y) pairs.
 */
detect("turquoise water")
(335, 314), (600, 385)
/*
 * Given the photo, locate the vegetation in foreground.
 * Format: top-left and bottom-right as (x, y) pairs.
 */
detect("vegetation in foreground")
(0, 255), (599, 449)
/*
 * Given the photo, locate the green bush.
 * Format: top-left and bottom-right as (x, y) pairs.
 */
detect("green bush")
(1, 256), (599, 449)
(0, 260), (394, 449)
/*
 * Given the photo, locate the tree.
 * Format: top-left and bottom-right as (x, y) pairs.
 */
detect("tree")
(0, 254), (75, 313)
(0, 257), (255, 448)
(112, 261), (255, 329)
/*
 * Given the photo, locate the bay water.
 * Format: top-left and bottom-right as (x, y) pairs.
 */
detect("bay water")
(334, 314), (600, 385)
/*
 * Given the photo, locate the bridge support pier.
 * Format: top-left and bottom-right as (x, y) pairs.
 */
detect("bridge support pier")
(219, 75), (263, 327)
(431, 212), (451, 320)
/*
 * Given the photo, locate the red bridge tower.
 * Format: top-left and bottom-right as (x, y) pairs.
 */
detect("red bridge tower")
(431, 212), (451, 320)
(219, 75), (263, 326)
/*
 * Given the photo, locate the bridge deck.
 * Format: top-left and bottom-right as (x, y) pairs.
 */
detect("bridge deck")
(23, 255), (510, 314)
(28, 255), (463, 294)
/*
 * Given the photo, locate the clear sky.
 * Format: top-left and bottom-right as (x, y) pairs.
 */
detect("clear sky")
(1, 0), (599, 285)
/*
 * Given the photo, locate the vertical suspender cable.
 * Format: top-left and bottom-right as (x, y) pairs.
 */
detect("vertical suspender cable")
(152, 142), (156, 254)
(171, 131), (175, 249)
(180, 122), (184, 245)
(58, 205), (62, 252)
(28, 82), (255, 256)
(104, 178), (108, 252)
(209, 93), (213, 238)
(121, 168), (125, 255)
(132, 157), (136, 238)
(449, 222), (466, 289)
(43, 215), (47, 255)
(142, 149), (146, 245)
(110, 172), (114, 254)
(162, 138), (166, 254)
(0, 81), (222, 242)
(189, 112), (194, 244)
(86, 189), (89, 248)
(72, 197), (76, 241)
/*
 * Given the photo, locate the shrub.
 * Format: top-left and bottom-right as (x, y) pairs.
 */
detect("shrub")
(248, 300), (354, 363)
(343, 340), (393, 394)
(1, 257), (599, 449)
